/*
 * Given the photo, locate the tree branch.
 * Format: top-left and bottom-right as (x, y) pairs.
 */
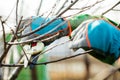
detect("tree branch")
(36, 0), (43, 16)
(16, 0), (19, 25)
(8, 20), (68, 45)
(102, 1), (120, 15)
(55, 0), (68, 15)
(1, 49), (93, 67)
(0, 16), (24, 64)
(64, 0), (104, 18)
(0, 17), (6, 51)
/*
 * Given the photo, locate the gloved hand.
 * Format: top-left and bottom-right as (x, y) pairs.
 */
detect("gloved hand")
(69, 20), (93, 49)
(69, 19), (120, 60)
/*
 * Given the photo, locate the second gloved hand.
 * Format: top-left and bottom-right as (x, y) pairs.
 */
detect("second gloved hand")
(69, 20), (92, 49)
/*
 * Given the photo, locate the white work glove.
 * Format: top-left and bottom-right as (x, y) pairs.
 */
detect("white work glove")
(69, 21), (89, 49)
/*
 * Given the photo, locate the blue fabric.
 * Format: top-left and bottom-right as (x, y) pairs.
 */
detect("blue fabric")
(31, 17), (68, 35)
(87, 20), (120, 59)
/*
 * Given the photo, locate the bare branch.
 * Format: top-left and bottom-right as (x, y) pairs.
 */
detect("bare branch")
(40, 32), (60, 42)
(7, 0), (104, 45)
(47, 0), (61, 17)
(32, 49), (93, 65)
(102, 1), (120, 15)
(64, 0), (105, 18)
(1, 49), (93, 67)
(16, 0), (20, 25)
(15, 16), (23, 34)
(31, 39), (71, 61)
(9, 17), (33, 65)
(0, 16), (24, 63)
(8, 20), (68, 45)
(36, 0), (43, 16)
(0, 18), (16, 64)
(55, 0), (68, 15)
(0, 38), (15, 64)
(51, 0), (61, 16)
(10, 27), (30, 62)
(0, 17), (6, 51)
(4, 5), (16, 22)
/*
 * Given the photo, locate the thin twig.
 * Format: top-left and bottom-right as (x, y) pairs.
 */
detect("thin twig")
(32, 49), (93, 65)
(38, 0), (61, 26)
(47, 0), (61, 16)
(36, 0), (43, 16)
(40, 32), (60, 42)
(0, 19), (17, 64)
(55, 0), (68, 15)
(10, 16), (33, 63)
(31, 39), (71, 62)
(8, 20), (68, 45)
(16, 0), (19, 25)
(15, 16), (23, 34)
(51, 0), (61, 16)
(0, 17), (6, 51)
(0, 16), (23, 64)
(64, 0), (104, 18)
(4, 4), (16, 22)
(17, 18), (32, 34)
(102, 1), (120, 15)
(10, 28), (30, 62)
(0, 37), (15, 64)
(1, 49), (93, 67)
